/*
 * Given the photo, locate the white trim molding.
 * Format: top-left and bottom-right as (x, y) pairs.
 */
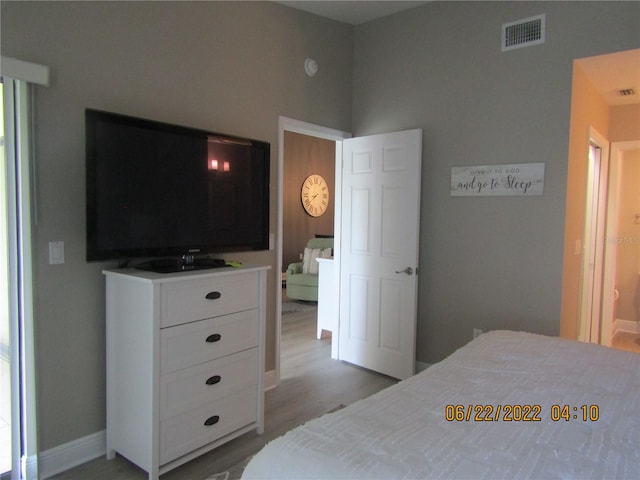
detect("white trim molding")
(0, 56), (49, 86)
(39, 431), (106, 479)
(23, 454), (38, 480)
(614, 318), (640, 336)
(275, 116), (351, 388)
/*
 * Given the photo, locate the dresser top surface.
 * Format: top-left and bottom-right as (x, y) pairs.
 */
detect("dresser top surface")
(103, 264), (270, 283)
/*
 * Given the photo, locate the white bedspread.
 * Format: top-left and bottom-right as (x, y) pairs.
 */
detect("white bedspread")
(243, 331), (640, 479)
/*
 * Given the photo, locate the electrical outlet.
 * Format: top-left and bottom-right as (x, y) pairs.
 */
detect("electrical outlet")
(473, 328), (483, 339)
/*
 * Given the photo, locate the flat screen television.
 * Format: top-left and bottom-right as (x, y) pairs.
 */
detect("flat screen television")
(86, 109), (270, 272)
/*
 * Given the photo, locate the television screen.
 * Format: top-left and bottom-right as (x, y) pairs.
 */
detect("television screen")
(86, 109), (270, 267)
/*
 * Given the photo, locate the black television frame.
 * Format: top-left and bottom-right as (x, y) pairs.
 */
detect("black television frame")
(85, 109), (270, 268)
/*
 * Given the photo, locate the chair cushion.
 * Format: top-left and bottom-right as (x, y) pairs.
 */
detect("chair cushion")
(302, 247), (332, 274)
(307, 237), (334, 250)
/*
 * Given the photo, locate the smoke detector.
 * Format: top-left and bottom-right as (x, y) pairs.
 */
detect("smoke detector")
(304, 58), (318, 77)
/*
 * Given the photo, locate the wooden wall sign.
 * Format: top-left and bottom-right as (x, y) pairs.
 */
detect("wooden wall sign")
(450, 163), (545, 197)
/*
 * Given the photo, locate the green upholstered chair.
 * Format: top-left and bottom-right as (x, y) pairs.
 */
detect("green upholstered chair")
(285, 237), (333, 301)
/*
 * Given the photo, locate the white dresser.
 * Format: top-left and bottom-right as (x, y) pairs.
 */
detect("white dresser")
(316, 258), (338, 360)
(103, 265), (269, 480)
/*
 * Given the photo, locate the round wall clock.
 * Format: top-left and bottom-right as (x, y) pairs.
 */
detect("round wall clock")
(301, 174), (329, 217)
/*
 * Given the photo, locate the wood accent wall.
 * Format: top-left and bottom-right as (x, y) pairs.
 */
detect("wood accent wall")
(283, 131), (335, 271)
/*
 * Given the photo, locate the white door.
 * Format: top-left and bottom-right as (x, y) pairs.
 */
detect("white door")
(338, 129), (422, 380)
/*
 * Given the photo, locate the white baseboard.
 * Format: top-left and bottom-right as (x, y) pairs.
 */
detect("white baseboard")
(39, 370), (278, 478)
(613, 318), (640, 336)
(415, 361), (430, 373)
(40, 430), (105, 479)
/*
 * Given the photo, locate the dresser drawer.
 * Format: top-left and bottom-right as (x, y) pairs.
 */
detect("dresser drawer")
(160, 309), (258, 374)
(160, 348), (258, 420)
(159, 386), (258, 465)
(160, 272), (259, 328)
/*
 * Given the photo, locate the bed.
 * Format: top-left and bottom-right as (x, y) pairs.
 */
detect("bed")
(242, 330), (640, 479)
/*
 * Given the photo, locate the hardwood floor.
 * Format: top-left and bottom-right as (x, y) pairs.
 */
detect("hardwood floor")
(50, 303), (396, 479)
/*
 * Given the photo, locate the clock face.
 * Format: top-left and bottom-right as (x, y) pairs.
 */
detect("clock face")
(301, 174), (329, 217)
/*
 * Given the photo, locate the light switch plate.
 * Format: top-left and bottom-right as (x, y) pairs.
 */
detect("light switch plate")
(49, 241), (65, 265)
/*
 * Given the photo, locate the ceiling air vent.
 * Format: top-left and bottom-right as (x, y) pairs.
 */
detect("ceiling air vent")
(617, 88), (636, 97)
(502, 14), (545, 52)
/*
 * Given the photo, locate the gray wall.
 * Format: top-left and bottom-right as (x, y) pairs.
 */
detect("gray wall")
(352, 1), (640, 363)
(1, 0), (352, 451)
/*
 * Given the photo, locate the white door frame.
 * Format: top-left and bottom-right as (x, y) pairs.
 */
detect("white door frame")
(272, 116), (350, 389)
(578, 127), (610, 344)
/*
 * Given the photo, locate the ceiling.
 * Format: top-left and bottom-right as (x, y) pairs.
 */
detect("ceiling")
(577, 49), (640, 106)
(276, 1), (430, 25)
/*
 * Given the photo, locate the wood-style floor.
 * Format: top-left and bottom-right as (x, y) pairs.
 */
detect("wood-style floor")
(50, 303), (396, 480)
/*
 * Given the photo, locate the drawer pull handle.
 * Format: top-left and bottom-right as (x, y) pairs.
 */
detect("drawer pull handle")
(205, 291), (221, 300)
(204, 415), (220, 426)
(206, 333), (222, 343)
(206, 375), (221, 385)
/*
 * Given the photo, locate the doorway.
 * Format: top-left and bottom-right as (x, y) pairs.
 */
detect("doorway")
(608, 141), (640, 352)
(275, 119), (423, 384)
(274, 117), (350, 388)
(580, 138), (640, 352)
(578, 135), (640, 352)
(560, 48), (640, 347)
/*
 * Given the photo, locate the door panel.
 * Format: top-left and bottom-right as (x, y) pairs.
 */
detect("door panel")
(351, 188), (371, 253)
(380, 279), (402, 351)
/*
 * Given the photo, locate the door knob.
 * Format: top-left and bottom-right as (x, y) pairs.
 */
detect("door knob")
(395, 267), (413, 275)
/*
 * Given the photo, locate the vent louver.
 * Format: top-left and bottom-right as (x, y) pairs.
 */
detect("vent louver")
(502, 14), (545, 52)
(617, 88), (636, 97)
